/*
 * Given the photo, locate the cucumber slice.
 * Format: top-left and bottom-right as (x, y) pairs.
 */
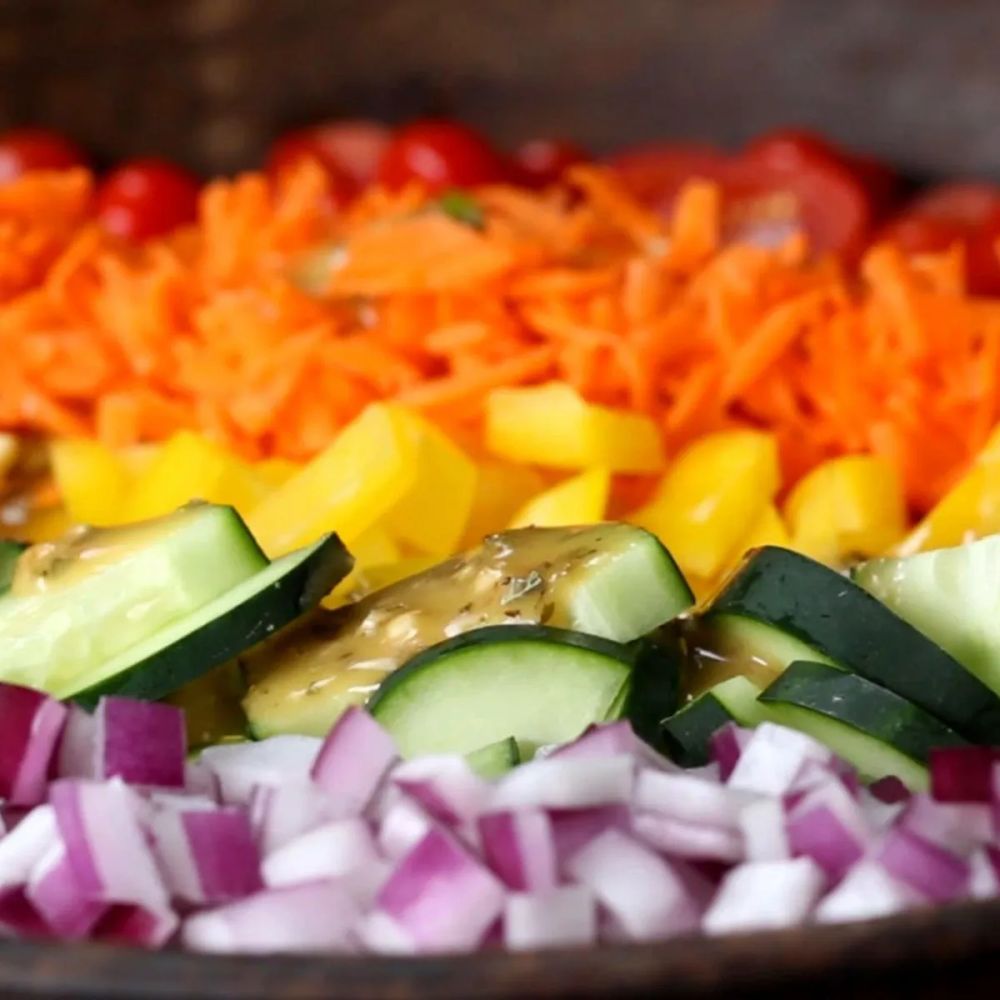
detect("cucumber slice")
(244, 523), (692, 739)
(367, 625), (634, 758)
(466, 737), (521, 778)
(0, 505), (267, 693)
(61, 533), (352, 707)
(0, 541), (25, 595)
(760, 661), (970, 789)
(706, 546), (1000, 744)
(660, 676), (768, 766)
(853, 535), (1000, 697)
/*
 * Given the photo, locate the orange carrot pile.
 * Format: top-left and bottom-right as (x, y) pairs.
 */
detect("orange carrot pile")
(0, 161), (998, 512)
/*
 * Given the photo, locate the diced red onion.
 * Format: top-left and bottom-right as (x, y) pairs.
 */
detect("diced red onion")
(900, 795), (992, 855)
(703, 858), (824, 934)
(634, 770), (745, 828)
(478, 810), (557, 891)
(930, 747), (999, 803)
(262, 819), (379, 890)
(504, 885), (597, 950)
(94, 698), (185, 788)
(356, 910), (416, 955)
(709, 723), (753, 781)
(55, 705), (96, 780)
(786, 780), (870, 883)
(738, 797), (789, 862)
(92, 904), (178, 948)
(867, 775), (912, 805)
(376, 797), (435, 861)
(374, 827), (504, 953)
(566, 829), (697, 941)
(26, 844), (105, 939)
(200, 736), (321, 805)
(310, 708), (397, 816)
(49, 779), (169, 913)
(183, 880), (360, 954)
(968, 848), (1000, 900)
(0, 684), (67, 806)
(0, 886), (49, 938)
(183, 760), (219, 801)
(151, 806), (261, 905)
(249, 780), (335, 855)
(632, 812), (744, 863)
(877, 827), (970, 902)
(727, 723), (831, 796)
(0, 804), (58, 888)
(814, 860), (918, 924)
(549, 805), (632, 866)
(392, 756), (490, 827)
(551, 721), (671, 770)
(492, 755), (634, 811)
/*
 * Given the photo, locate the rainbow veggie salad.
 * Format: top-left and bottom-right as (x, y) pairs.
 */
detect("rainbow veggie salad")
(0, 119), (999, 955)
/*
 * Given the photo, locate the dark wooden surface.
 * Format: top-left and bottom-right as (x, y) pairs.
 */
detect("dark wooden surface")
(0, 0), (998, 178)
(0, 898), (995, 999)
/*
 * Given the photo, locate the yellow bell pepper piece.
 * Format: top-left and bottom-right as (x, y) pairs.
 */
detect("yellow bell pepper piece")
(254, 458), (301, 489)
(50, 439), (129, 526)
(123, 431), (269, 523)
(118, 444), (159, 481)
(0, 433), (17, 482)
(784, 455), (906, 565)
(461, 460), (547, 548)
(898, 424), (1000, 555)
(382, 407), (477, 556)
(634, 430), (780, 580)
(509, 467), (610, 529)
(248, 404), (418, 557)
(485, 382), (665, 473)
(741, 503), (791, 552)
(323, 526), (402, 607)
(18, 506), (74, 543)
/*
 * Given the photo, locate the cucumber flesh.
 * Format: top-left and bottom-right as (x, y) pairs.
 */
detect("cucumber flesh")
(466, 737), (521, 778)
(244, 523), (692, 739)
(660, 676), (767, 766)
(61, 533), (352, 707)
(0, 504), (267, 693)
(708, 546), (1000, 744)
(853, 535), (1000, 697)
(759, 661), (970, 789)
(368, 625), (633, 758)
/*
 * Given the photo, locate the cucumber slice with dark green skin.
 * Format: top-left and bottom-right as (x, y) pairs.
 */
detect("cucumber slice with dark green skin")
(706, 546), (1000, 744)
(368, 625), (638, 758)
(625, 629), (682, 753)
(244, 523), (692, 739)
(0, 504), (268, 695)
(660, 676), (768, 766)
(466, 736), (521, 778)
(852, 536), (1000, 698)
(0, 541), (25, 595)
(760, 661), (970, 789)
(63, 533), (352, 708)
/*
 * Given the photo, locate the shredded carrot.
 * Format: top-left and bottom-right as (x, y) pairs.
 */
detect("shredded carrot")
(0, 160), (998, 514)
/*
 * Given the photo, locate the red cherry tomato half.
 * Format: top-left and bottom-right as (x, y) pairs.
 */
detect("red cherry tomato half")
(881, 183), (1000, 294)
(746, 128), (899, 219)
(268, 120), (391, 201)
(378, 119), (508, 192)
(0, 127), (88, 182)
(610, 141), (870, 256)
(513, 138), (590, 187)
(96, 158), (200, 241)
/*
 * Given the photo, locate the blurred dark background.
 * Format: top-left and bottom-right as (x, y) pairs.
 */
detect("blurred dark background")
(0, 0), (997, 177)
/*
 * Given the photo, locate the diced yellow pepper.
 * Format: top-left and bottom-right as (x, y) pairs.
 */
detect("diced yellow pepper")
(898, 424), (1000, 555)
(248, 404), (418, 557)
(633, 430), (780, 580)
(741, 503), (791, 552)
(509, 467), (610, 529)
(50, 439), (129, 526)
(485, 382), (665, 473)
(784, 455), (906, 565)
(123, 431), (270, 523)
(0, 433), (17, 482)
(255, 458), (301, 489)
(323, 526), (402, 607)
(118, 444), (159, 481)
(18, 506), (73, 543)
(461, 460), (547, 548)
(382, 406), (478, 556)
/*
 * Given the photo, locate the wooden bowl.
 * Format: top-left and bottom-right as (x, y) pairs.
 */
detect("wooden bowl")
(0, 898), (997, 998)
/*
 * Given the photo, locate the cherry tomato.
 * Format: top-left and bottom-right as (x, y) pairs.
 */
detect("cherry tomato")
(96, 158), (200, 241)
(746, 127), (899, 220)
(268, 120), (391, 201)
(0, 127), (87, 182)
(610, 141), (870, 256)
(378, 119), (508, 192)
(881, 183), (1000, 294)
(513, 138), (590, 187)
